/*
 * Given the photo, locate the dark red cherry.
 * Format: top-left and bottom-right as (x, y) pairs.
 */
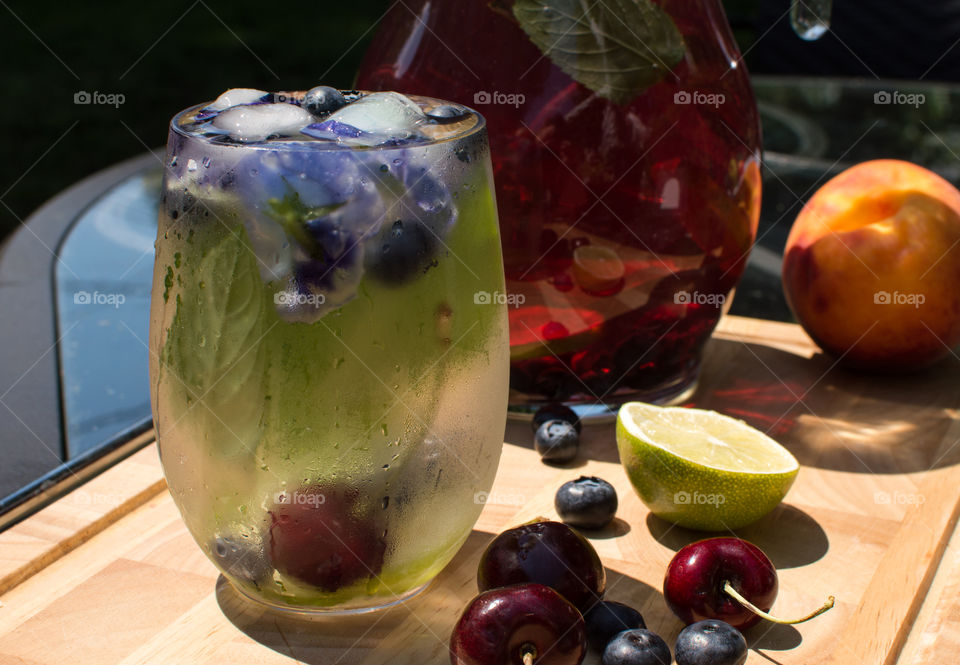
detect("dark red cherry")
(268, 482), (386, 592)
(450, 583), (586, 665)
(477, 520), (605, 612)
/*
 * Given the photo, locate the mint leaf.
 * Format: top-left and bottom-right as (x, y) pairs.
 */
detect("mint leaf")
(512, 0), (685, 104)
(265, 189), (344, 257)
(160, 226), (270, 459)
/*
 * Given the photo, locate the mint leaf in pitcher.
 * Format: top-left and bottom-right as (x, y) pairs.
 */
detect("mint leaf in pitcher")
(512, 0), (685, 104)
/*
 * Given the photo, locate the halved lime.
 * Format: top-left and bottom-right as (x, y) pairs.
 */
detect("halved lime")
(616, 402), (799, 531)
(573, 245), (625, 293)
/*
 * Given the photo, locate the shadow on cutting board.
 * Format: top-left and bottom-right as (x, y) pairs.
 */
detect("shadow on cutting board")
(530, 334), (960, 475)
(506, 333), (960, 475)
(645, 504), (829, 569)
(693, 337), (960, 474)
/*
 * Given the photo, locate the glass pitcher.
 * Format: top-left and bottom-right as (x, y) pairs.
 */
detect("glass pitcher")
(358, 0), (762, 418)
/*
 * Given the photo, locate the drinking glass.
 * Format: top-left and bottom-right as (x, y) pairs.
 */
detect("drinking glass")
(149, 90), (509, 612)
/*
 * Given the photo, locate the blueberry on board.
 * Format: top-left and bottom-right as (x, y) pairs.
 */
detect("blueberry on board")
(602, 629), (672, 665)
(555, 476), (618, 529)
(585, 601), (646, 652)
(303, 86), (347, 116)
(532, 402), (581, 433)
(674, 620), (747, 665)
(535, 419), (579, 464)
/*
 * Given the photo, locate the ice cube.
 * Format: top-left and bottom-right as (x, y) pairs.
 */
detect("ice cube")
(302, 92), (427, 146)
(206, 88), (270, 112)
(212, 103), (315, 143)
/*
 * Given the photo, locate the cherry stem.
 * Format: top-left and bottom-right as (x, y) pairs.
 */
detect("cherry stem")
(521, 644), (537, 665)
(723, 581), (835, 625)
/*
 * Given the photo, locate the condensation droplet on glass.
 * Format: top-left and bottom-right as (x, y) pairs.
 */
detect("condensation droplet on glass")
(169, 156), (178, 167)
(393, 158), (403, 165)
(381, 423), (389, 436)
(791, 0), (831, 41)
(198, 280), (206, 289)
(198, 335), (206, 347)
(186, 159), (198, 172)
(202, 156), (211, 168)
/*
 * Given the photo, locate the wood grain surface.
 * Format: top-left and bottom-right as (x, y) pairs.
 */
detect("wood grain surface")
(2, 315), (960, 665)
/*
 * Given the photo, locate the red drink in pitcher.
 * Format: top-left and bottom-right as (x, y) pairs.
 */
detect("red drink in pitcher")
(359, 0), (761, 416)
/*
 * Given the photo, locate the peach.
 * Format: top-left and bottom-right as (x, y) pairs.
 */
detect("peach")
(782, 159), (960, 371)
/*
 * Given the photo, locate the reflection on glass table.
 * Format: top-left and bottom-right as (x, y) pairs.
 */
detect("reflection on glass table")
(55, 170), (160, 458)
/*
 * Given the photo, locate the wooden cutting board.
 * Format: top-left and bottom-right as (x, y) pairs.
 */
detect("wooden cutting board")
(2, 315), (960, 665)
